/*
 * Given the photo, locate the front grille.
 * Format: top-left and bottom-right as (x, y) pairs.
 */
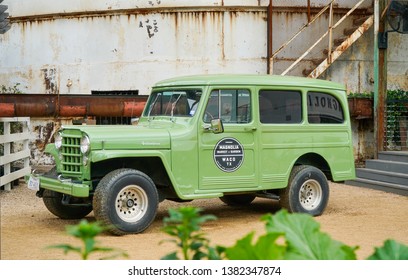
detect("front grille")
(61, 133), (82, 176)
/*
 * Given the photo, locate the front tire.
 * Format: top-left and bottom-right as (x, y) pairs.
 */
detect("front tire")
(43, 189), (92, 219)
(93, 168), (159, 235)
(279, 165), (329, 216)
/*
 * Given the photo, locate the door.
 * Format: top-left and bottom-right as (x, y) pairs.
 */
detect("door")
(198, 88), (258, 190)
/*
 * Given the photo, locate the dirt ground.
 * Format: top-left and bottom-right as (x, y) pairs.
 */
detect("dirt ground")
(1, 181), (407, 260)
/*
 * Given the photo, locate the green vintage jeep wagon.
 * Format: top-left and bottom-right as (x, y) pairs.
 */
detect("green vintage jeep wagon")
(28, 74), (355, 235)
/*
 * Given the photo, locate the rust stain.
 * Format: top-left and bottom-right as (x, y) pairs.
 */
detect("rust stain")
(0, 94), (148, 118)
(34, 122), (55, 152)
(88, 102), (124, 117)
(0, 103), (15, 117)
(9, 4), (274, 25)
(42, 68), (58, 94)
(59, 105), (87, 117)
(123, 101), (146, 117)
(16, 102), (56, 117)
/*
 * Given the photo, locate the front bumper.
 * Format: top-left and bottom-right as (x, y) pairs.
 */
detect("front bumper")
(25, 174), (90, 197)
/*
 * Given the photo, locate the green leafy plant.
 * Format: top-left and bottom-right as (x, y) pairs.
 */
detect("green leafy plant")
(48, 219), (128, 260)
(162, 207), (408, 260)
(368, 239), (408, 260)
(160, 206), (220, 260)
(347, 89), (408, 149)
(1, 83), (23, 94)
(348, 91), (373, 99)
(385, 89), (408, 148)
(222, 210), (357, 260)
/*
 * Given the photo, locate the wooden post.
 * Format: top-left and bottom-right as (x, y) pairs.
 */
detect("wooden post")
(373, 0), (387, 157)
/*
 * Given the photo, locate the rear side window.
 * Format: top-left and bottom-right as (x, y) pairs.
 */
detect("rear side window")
(259, 90), (302, 124)
(307, 92), (344, 124)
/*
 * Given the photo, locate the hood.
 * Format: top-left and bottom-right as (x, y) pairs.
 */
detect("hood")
(62, 123), (172, 150)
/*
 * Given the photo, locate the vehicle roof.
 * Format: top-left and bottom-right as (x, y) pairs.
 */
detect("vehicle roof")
(153, 74), (346, 91)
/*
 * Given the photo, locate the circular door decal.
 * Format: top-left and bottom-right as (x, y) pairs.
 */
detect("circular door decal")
(213, 138), (244, 172)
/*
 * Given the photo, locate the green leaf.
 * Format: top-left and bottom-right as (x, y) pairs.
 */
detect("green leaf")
(368, 240), (408, 260)
(207, 246), (222, 260)
(161, 206), (219, 260)
(224, 232), (286, 260)
(47, 244), (81, 255)
(47, 219), (127, 260)
(262, 210), (357, 260)
(161, 252), (179, 260)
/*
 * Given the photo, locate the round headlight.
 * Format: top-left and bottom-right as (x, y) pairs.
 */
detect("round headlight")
(54, 132), (62, 149)
(80, 135), (90, 154)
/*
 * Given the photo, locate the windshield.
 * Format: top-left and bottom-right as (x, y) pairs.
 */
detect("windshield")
(145, 89), (202, 117)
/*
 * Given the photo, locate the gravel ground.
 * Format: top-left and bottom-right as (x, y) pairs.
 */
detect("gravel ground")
(1, 180), (407, 260)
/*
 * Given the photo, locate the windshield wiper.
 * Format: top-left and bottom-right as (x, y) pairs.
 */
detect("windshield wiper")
(170, 94), (182, 120)
(147, 93), (161, 121)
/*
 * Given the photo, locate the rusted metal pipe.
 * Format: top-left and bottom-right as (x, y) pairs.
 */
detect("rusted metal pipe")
(0, 94), (148, 118)
(267, 0), (273, 74)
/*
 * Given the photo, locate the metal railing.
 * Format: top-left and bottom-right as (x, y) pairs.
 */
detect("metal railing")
(385, 100), (408, 151)
(0, 117), (31, 190)
(269, 0), (370, 76)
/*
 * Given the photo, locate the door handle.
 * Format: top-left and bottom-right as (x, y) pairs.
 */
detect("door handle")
(244, 127), (257, 131)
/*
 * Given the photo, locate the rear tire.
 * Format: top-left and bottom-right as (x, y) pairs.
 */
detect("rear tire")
(43, 189), (92, 219)
(93, 168), (159, 235)
(220, 194), (256, 206)
(279, 165), (329, 216)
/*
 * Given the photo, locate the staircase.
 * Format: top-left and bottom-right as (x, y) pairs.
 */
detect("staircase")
(307, 14), (373, 78)
(273, 0), (374, 79)
(346, 151), (408, 196)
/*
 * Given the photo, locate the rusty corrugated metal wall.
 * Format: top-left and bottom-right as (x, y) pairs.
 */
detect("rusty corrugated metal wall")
(2, 0), (406, 95)
(1, 0), (407, 165)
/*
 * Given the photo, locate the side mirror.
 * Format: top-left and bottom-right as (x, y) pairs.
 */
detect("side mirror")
(203, 119), (224, 134)
(210, 119), (224, 134)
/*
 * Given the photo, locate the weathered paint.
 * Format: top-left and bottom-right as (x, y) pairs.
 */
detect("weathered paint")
(1, 0), (394, 98)
(351, 118), (375, 166)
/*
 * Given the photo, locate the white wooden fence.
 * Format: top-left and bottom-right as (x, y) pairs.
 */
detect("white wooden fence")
(0, 117), (31, 191)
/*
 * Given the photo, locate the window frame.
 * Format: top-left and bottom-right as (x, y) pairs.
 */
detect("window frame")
(307, 91), (345, 124)
(203, 88), (252, 124)
(258, 89), (303, 124)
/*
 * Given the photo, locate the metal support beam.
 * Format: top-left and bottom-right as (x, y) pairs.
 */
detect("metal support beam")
(267, 0), (273, 74)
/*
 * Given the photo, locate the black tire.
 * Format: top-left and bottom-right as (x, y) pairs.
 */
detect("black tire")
(93, 168), (159, 235)
(43, 189), (93, 219)
(279, 165), (329, 216)
(220, 194), (256, 206)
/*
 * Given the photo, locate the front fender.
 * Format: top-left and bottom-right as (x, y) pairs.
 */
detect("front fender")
(44, 143), (61, 170)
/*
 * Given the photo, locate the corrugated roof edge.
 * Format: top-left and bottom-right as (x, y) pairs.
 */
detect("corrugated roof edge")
(153, 74), (346, 91)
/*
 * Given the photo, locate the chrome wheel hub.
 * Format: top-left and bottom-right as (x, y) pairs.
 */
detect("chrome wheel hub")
(299, 179), (322, 210)
(115, 185), (148, 222)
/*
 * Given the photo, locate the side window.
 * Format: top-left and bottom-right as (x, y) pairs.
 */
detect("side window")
(203, 89), (251, 123)
(307, 92), (344, 124)
(258, 90), (302, 124)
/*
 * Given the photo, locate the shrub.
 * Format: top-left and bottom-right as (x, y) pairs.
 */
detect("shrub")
(161, 207), (408, 260)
